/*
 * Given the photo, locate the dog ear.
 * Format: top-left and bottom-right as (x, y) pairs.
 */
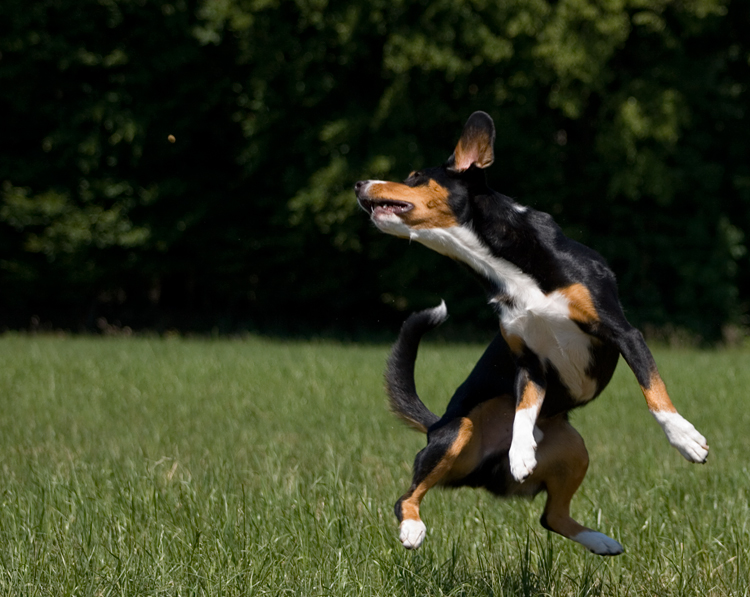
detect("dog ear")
(447, 111), (495, 173)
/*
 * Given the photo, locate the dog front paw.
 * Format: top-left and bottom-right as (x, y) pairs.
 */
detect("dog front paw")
(509, 439), (537, 482)
(653, 411), (709, 463)
(399, 519), (426, 550)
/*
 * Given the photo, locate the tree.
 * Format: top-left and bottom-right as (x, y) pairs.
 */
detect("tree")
(1, 0), (747, 339)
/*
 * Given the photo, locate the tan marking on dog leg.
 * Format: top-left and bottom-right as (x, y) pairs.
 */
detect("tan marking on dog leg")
(641, 370), (677, 413)
(517, 380), (544, 411)
(399, 500), (420, 522)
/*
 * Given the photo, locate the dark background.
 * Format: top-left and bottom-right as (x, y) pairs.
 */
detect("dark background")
(1, 0), (748, 341)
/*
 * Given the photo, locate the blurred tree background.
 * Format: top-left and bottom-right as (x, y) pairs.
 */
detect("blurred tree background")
(0, 0), (748, 340)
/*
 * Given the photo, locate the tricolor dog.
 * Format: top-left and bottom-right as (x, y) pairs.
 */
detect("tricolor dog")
(355, 111), (708, 555)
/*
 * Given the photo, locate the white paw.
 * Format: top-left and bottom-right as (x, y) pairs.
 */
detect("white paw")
(653, 412), (709, 463)
(399, 519), (426, 550)
(509, 438), (537, 482)
(573, 531), (624, 556)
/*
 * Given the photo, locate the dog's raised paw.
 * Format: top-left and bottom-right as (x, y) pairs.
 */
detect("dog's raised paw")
(509, 440), (537, 482)
(653, 412), (709, 463)
(573, 531), (624, 556)
(399, 519), (426, 550)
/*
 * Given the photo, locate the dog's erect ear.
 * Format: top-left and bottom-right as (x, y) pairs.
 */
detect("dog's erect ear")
(447, 111), (495, 173)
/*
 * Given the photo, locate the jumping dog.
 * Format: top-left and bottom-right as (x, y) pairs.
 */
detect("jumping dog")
(354, 112), (708, 555)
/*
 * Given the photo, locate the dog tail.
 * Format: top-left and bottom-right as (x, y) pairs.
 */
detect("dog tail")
(385, 301), (447, 433)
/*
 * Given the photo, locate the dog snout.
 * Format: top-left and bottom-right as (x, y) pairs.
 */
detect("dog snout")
(354, 180), (367, 196)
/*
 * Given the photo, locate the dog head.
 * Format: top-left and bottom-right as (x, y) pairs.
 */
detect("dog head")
(355, 111), (496, 242)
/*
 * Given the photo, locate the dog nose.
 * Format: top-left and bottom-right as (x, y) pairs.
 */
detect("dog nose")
(354, 180), (366, 193)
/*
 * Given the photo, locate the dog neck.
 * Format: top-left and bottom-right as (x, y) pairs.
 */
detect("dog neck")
(409, 191), (563, 302)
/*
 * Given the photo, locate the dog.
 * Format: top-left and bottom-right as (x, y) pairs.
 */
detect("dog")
(354, 111), (709, 555)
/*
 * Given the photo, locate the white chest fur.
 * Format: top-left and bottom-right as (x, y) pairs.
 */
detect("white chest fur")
(498, 293), (597, 402)
(412, 225), (597, 402)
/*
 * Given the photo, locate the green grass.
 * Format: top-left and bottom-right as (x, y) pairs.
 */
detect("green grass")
(0, 333), (748, 596)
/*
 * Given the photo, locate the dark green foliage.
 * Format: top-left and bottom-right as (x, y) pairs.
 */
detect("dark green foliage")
(0, 0), (747, 338)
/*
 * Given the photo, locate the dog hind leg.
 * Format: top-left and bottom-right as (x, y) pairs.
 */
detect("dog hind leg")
(394, 417), (474, 549)
(534, 418), (624, 556)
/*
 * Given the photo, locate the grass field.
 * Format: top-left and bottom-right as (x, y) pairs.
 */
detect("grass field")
(0, 333), (748, 596)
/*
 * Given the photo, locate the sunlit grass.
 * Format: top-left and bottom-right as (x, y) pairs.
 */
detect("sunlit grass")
(0, 334), (748, 595)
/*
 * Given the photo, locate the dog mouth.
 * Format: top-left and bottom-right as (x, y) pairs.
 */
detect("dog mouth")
(358, 198), (414, 217)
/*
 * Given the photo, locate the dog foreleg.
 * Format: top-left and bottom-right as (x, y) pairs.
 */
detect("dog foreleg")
(509, 367), (546, 482)
(615, 327), (708, 463)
